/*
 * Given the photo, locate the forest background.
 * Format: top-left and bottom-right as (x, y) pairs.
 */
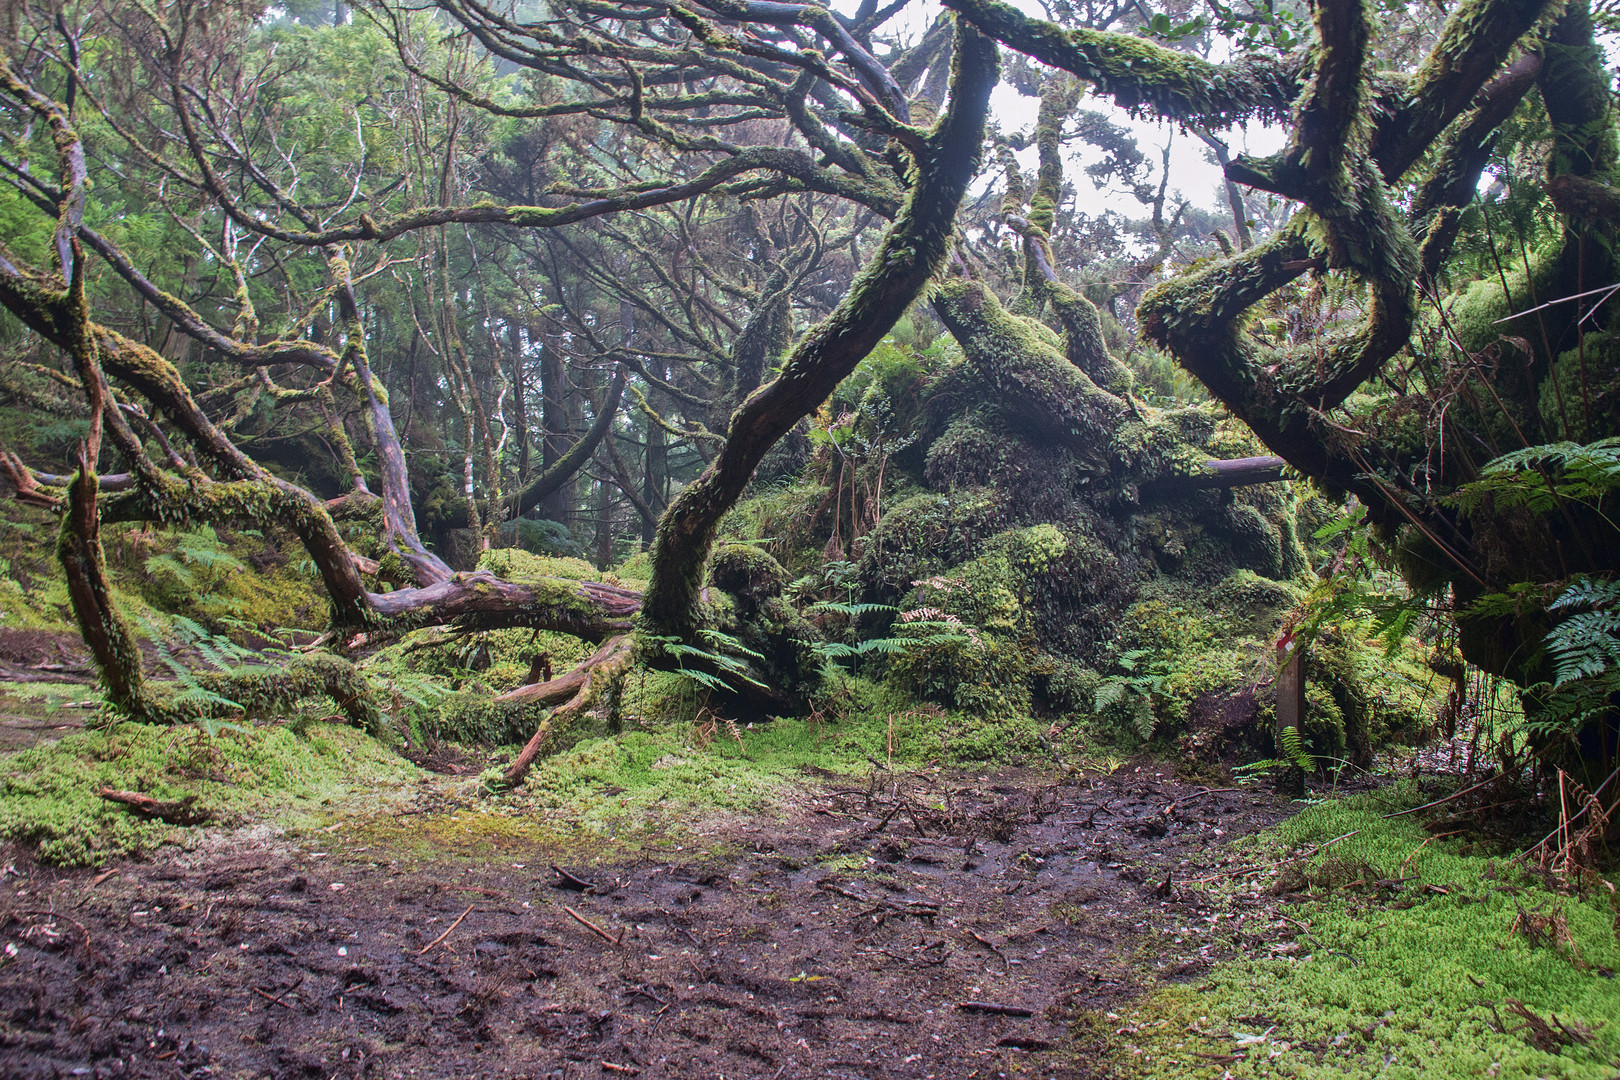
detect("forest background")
(0, 0), (1613, 862)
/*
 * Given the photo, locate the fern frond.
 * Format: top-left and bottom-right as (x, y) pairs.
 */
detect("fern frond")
(805, 601), (900, 616)
(1547, 609), (1620, 686)
(1548, 577), (1620, 612)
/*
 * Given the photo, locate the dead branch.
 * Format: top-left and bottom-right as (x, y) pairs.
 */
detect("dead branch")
(562, 904), (623, 945)
(97, 788), (210, 826)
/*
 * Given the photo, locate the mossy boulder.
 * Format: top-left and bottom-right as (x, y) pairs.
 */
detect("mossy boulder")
(706, 546), (822, 700)
(709, 544), (787, 604)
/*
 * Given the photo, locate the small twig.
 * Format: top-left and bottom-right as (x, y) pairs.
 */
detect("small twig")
(601, 1062), (640, 1075)
(563, 905), (623, 946)
(253, 975), (304, 1009)
(1516, 762), (1620, 865)
(957, 1001), (1033, 1017)
(418, 904), (475, 954)
(1295, 830), (1360, 860)
(905, 802), (929, 838)
(624, 984), (668, 1006)
(866, 802), (905, 835)
(1400, 830), (1464, 874)
(967, 929), (1008, 966)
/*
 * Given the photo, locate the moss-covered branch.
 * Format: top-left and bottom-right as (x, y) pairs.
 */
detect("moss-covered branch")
(933, 279), (1127, 473)
(941, 0), (1304, 126)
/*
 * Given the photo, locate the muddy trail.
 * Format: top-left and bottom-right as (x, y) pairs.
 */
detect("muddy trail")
(1, 765), (1307, 1079)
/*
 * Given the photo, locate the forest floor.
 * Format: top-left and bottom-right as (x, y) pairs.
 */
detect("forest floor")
(0, 757), (1312, 1080)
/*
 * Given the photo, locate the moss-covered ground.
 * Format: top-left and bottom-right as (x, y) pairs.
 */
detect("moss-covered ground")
(0, 719), (420, 866)
(1099, 784), (1620, 1079)
(502, 673), (1089, 838)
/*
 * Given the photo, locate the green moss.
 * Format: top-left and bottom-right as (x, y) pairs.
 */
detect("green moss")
(1104, 787), (1620, 1079)
(709, 543), (789, 602)
(614, 550), (654, 585)
(718, 479), (827, 572)
(1305, 628), (1437, 765)
(477, 548), (604, 583)
(1539, 332), (1620, 440)
(0, 721), (419, 866)
(358, 627), (592, 744)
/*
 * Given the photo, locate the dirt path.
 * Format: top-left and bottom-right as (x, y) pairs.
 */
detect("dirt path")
(1, 765), (1300, 1079)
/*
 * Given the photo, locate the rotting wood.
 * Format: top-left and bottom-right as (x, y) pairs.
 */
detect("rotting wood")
(956, 1001), (1034, 1017)
(552, 865), (597, 892)
(501, 634), (635, 787)
(97, 788), (210, 826)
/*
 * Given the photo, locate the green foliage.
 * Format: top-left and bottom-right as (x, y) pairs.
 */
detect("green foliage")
(1453, 439), (1620, 755)
(1297, 505), (1430, 657)
(1108, 786), (1620, 1079)
(496, 517), (585, 558)
(641, 628), (770, 694)
(1546, 577), (1620, 687)
(1453, 437), (1620, 519)
(1093, 648), (1178, 740)
(121, 525), (325, 634)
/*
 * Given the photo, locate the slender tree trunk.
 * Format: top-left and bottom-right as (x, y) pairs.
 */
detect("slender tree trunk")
(641, 20), (999, 641)
(594, 460), (614, 569)
(540, 339), (575, 527)
(642, 408), (666, 548)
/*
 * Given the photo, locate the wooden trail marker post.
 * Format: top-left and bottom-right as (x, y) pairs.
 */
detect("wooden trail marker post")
(1275, 629), (1306, 797)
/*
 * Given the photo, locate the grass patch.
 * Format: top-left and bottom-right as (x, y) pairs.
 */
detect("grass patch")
(0, 720), (420, 866)
(1107, 785), (1620, 1078)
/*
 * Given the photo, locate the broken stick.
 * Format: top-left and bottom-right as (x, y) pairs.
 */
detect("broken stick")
(97, 788), (210, 826)
(957, 1001), (1034, 1017)
(419, 904), (475, 954)
(564, 904), (622, 945)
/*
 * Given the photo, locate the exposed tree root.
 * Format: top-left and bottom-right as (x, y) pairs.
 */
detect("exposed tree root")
(500, 634), (635, 787)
